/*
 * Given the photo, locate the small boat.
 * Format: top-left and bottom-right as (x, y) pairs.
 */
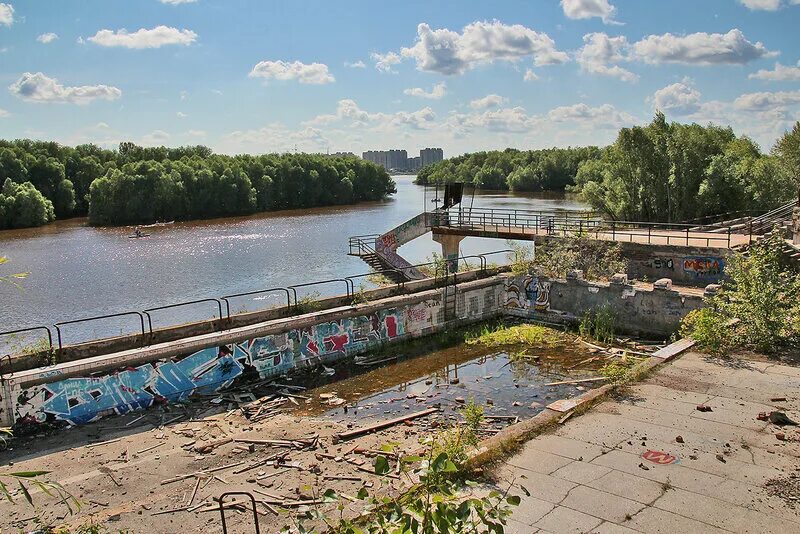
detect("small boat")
(128, 233), (150, 239)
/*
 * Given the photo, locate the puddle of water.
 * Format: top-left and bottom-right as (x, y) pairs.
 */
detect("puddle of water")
(288, 339), (604, 423)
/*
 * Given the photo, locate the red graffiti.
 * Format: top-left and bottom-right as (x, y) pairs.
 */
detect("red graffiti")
(683, 258), (722, 275)
(380, 233), (397, 250)
(324, 334), (349, 352)
(385, 315), (398, 338)
(642, 450), (679, 465)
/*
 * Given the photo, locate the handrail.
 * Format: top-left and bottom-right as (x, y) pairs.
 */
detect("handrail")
(287, 279), (352, 308)
(55, 312), (146, 351)
(220, 288), (292, 319)
(143, 299), (223, 335)
(0, 326), (54, 353)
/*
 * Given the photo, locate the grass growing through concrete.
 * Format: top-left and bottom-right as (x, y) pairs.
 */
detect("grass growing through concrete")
(465, 323), (568, 348)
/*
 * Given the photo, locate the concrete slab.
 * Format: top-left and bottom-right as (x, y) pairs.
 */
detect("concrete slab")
(506, 443), (575, 474)
(534, 505), (604, 534)
(492, 350), (800, 533)
(561, 485), (646, 523)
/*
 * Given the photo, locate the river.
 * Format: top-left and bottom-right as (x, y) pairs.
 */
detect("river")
(0, 177), (586, 346)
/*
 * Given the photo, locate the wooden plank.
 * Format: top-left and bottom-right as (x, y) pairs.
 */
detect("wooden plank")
(334, 407), (439, 441)
(545, 377), (608, 387)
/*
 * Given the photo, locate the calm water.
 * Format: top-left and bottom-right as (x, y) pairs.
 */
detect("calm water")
(0, 177), (585, 345)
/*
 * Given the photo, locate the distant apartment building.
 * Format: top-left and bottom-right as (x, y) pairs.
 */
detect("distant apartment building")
(362, 148), (443, 172)
(420, 147), (444, 167)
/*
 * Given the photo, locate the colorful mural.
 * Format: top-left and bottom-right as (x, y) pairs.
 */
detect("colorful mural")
(12, 304), (434, 427)
(504, 276), (550, 312)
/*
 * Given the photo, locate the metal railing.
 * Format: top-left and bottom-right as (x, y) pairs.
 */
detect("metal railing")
(430, 208), (737, 248)
(1, 249), (516, 362)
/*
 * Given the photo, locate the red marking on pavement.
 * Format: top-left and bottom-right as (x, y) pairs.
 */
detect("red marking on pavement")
(642, 450), (679, 465)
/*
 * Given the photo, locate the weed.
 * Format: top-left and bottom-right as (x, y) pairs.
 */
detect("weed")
(467, 323), (567, 347)
(294, 291), (321, 313)
(579, 304), (616, 344)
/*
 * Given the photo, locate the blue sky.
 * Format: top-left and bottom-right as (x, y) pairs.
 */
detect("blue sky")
(0, 0), (799, 156)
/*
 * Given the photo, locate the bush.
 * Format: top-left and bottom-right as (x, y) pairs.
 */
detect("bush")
(533, 236), (627, 281)
(681, 233), (800, 354)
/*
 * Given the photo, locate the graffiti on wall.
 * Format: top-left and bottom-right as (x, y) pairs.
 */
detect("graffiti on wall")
(504, 276), (550, 312)
(682, 257), (724, 278)
(645, 257), (675, 271)
(13, 303), (437, 427)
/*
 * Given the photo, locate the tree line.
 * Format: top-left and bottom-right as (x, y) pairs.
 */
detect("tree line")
(415, 146), (601, 192)
(0, 140), (396, 228)
(416, 115), (799, 223)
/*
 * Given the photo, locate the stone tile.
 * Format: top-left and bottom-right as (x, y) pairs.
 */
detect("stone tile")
(526, 434), (606, 462)
(496, 469), (578, 504)
(534, 505), (604, 534)
(507, 443), (575, 474)
(551, 460), (612, 484)
(507, 494), (555, 526)
(742, 509), (800, 534)
(634, 383), (712, 405)
(587, 469), (666, 505)
(626, 507), (729, 534)
(653, 487), (750, 531)
(589, 521), (642, 534)
(504, 518), (539, 534)
(560, 485), (645, 523)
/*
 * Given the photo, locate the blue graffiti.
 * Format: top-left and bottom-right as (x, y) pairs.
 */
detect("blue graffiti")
(32, 348), (243, 425)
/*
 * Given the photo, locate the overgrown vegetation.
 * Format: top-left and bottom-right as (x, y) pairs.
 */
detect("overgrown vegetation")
(579, 304), (616, 344)
(681, 233), (800, 354)
(466, 323), (567, 347)
(0, 140), (395, 228)
(282, 403), (520, 533)
(572, 114), (797, 223)
(415, 146), (601, 192)
(511, 237), (627, 281)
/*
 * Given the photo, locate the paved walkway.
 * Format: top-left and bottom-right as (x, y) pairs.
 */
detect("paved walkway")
(491, 351), (800, 533)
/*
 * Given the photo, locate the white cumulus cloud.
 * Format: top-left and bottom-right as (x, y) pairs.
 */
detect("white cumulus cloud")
(9, 72), (122, 104)
(739, 0), (800, 10)
(344, 60), (366, 68)
(403, 82), (447, 99)
(371, 52), (401, 73)
(632, 29), (775, 65)
(524, 69), (539, 81)
(469, 94), (508, 109)
(0, 3), (13, 26)
(561, 0), (619, 24)
(87, 26), (197, 49)
(547, 103), (635, 128)
(399, 20), (569, 76)
(37, 33), (59, 44)
(733, 90), (800, 111)
(249, 60), (335, 84)
(0, 108), (9, 117)
(159, 0), (198, 4)
(652, 82), (702, 114)
(749, 61), (800, 81)
(576, 33), (637, 82)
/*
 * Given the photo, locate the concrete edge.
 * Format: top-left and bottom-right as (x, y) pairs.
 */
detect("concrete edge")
(465, 336), (696, 470)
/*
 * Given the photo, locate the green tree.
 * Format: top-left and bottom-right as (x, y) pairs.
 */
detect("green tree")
(773, 121), (800, 203)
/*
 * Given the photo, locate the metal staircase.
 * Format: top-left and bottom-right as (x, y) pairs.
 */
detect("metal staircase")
(348, 235), (414, 283)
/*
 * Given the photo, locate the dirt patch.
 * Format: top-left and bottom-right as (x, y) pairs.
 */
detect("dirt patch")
(764, 474), (800, 509)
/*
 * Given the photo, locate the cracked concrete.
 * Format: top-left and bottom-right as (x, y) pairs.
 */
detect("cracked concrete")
(490, 351), (800, 533)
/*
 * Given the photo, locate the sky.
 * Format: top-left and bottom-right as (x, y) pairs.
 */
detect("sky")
(0, 0), (799, 157)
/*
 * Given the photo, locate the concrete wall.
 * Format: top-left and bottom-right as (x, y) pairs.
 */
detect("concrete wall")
(2, 277), (505, 428)
(793, 206), (800, 245)
(2, 271), (706, 429)
(618, 242), (729, 286)
(504, 274), (704, 337)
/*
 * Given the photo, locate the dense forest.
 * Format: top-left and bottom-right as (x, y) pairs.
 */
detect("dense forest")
(416, 115), (799, 223)
(0, 140), (396, 228)
(415, 146), (601, 192)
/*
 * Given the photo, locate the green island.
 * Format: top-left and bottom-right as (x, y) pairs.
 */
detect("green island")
(0, 141), (395, 228)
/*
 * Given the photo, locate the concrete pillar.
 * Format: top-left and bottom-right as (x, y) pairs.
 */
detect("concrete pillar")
(432, 233), (465, 273)
(793, 206), (800, 245)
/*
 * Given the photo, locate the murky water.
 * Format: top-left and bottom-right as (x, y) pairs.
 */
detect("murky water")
(287, 337), (603, 423)
(0, 177), (585, 345)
